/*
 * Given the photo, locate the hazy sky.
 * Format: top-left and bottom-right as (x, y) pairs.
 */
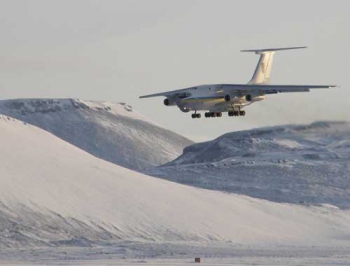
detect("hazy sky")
(0, 0), (349, 141)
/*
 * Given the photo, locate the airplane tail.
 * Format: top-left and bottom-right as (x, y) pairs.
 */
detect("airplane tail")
(241, 46), (307, 85)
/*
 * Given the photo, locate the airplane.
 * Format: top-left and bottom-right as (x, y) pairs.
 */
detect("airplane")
(140, 47), (336, 119)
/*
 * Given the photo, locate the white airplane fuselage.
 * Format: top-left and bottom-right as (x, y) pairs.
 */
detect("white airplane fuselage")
(167, 85), (265, 113)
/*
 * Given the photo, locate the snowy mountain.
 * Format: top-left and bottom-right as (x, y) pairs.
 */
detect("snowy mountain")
(147, 122), (350, 208)
(0, 99), (192, 171)
(1, 115), (350, 249)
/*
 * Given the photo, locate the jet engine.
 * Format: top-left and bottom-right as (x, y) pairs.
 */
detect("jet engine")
(245, 94), (265, 102)
(164, 98), (176, 106)
(224, 95), (231, 102)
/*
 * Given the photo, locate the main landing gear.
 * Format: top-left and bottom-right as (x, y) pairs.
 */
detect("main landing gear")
(228, 110), (246, 117)
(204, 112), (222, 118)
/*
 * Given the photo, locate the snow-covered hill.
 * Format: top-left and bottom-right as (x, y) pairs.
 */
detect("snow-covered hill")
(0, 99), (192, 171)
(1, 115), (350, 249)
(147, 122), (350, 208)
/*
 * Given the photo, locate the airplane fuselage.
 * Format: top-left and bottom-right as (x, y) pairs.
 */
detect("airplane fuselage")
(171, 85), (265, 113)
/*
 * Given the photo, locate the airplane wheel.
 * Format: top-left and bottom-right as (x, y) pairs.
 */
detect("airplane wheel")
(191, 114), (196, 119)
(228, 111), (233, 117)
(205, 112), (210, 118)
(210, 112), (216, 118)
(233, 111), (239, 116)
(240, 111), (246, 116)
(196, 113), (201, 119)
(217, 112), (222, 117)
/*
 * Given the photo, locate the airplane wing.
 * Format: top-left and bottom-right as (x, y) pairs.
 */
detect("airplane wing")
(218, 84), (337, 94)
(139, 84), (337, 99)
(139, 87), (193, 99)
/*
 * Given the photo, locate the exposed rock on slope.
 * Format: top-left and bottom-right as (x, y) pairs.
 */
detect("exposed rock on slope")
(147, 122), (350, 208)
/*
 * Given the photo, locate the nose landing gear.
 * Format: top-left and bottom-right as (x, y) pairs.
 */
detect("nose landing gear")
(191, 113), (201, 119)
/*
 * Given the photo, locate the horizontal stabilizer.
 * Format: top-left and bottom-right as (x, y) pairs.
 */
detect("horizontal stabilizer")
(241, 46), (307, 54)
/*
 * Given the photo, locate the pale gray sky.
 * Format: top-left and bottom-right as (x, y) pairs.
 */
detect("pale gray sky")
(0, 0), (349, 141)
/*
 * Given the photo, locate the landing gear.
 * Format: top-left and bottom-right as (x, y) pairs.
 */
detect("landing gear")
(204, 112), (222, 118)
(191, 113), (201, 119)
(228, 109), (246, 117)
(194, 110), (245, 119)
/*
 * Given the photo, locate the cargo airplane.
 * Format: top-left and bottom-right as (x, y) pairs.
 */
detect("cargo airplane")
(140, 47), (336, 119)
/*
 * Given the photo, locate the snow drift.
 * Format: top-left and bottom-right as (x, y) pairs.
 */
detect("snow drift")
(1, 115), (350, 249)
(147, 122), (350, 208)
(0, 99), (192, 171)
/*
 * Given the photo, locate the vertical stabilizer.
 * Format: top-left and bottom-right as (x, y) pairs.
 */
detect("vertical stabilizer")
(241, 46), (307, 85)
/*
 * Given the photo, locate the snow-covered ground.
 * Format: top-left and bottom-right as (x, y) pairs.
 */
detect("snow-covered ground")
(0, 99), (192, 171)
(1, 245), (350, 265)
(1, 114), (350, 263)
(1, 115), (350, 251)
(147, 122), (350, 208)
